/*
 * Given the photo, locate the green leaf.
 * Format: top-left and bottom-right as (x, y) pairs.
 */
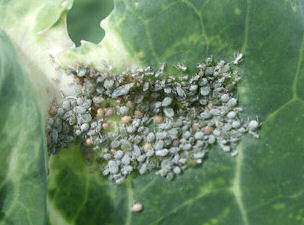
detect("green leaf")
(48, 0), (304, 225)
(0, 30), (47, 225)
(67, 0), (114, 46)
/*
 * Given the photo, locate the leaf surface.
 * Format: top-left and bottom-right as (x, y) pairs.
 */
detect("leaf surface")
(0, 31), (47, 225)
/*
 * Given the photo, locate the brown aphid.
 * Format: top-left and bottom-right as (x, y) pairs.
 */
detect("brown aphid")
(121, 115), (132, 124)
(134, 110), (143, 118)
(131, 202), (143, 212)
(143, 143), (152, 151)
(96, 108), (104, 118)
(154, 115), (164, 124)
(192, 122), (200, 131)
(110, 148), (116, 154)
(105, 107), (114, 117)
(126, 100), (135, 108)
(85, 137), (93, 146)
(115, 98), (122, 105)
(102, 122), (110, 130)
(73, 76), (84, 85)
(172, 139), (179, 147)
(49, 105), (57, 116)
(84, 151), (93, 160)
(202, 125), (214, 134)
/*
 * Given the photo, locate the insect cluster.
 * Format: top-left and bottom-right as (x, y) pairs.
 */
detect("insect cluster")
(47, 57), (259, 184)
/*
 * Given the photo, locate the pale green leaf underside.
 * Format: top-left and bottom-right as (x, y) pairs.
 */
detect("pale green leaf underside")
(0, 31), (47, 225)
(48, 0), (304, 225)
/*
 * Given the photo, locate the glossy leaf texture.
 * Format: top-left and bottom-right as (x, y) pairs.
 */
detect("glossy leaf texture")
(48, 0), (304, 225)
(0, 31), (47, 225)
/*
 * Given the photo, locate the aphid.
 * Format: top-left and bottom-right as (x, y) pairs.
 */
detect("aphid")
(194, 131), (204, 140)
(47, 55), (260, 184)
(159, 62), (166, 72)
(202, 125), (214, 134)
(110, 148), (116, 154)
(105, 107), (114, 117)
(96, 108), (104, 118)
(172, 139), (179, 147)
(155, 149), (169, 157)
(234, 53), (243, 65)
(248, 120), (259, 130)
(231, 150), (238, 157)
(115, 98), (121, 105)
(192, 122), (200, 131)
(154, 115), (164, 124)
(85, 137), (93, 146)
(176, 63), (187, 71)
(121, 115), (132, 124)
(49, 105), (58, 116)
(131, 202), (143, 212)
(102, 122), (110, 130)
(126, 100), (135, 108)
(162, 97), (173, 107)
(134, 110), (143, 118)
(143, 143), (153, 151)
(163, 108), (174, 118)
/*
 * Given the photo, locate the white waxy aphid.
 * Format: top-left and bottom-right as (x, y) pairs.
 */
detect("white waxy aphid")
(200, 86), (210, 96)
(227, 111), (237, 119)
(176, 64), (187, 71)
(194, 131), (204, 140)
(131, 202), (143, 212)
(115, 177), (126, 184)
(121, 154), (131, 165)
(108, 160), (119, 174)
(112, 83), (134, 98)
(220, 94), (230, 102)
(146, 133), (155, 142)
(114, 150), (124, 159)
(208, 135), (216, 144)
(248, 120), (259, 130)
(227, 98), (237, 107)
(234, 53), (243, 65)
(155, 149), (169, 157)
(137, 155), (146, 162)
(162, 97), (173, 107)
(156, 131), (167, 140)
(164, 108), (174, 118)
(104, 79), (114, 89)
(182, 143), (192, 151)
(231, 150), (238, 157)
(119, 106), (129, 115)
(80, 123), (89, 132)
(232, 120), (241, 129)
(139, 164), (147, 174)
(173, 166), (181, 174)
(194, 151), (206, 159)
(221, 145), (231, 152)
(154, 140), (164, 150)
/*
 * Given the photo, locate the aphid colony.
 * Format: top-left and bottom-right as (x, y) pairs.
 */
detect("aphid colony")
(47, 57), (259, 184)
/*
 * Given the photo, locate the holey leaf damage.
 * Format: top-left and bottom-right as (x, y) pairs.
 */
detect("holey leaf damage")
(1, 0), (304, 225)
